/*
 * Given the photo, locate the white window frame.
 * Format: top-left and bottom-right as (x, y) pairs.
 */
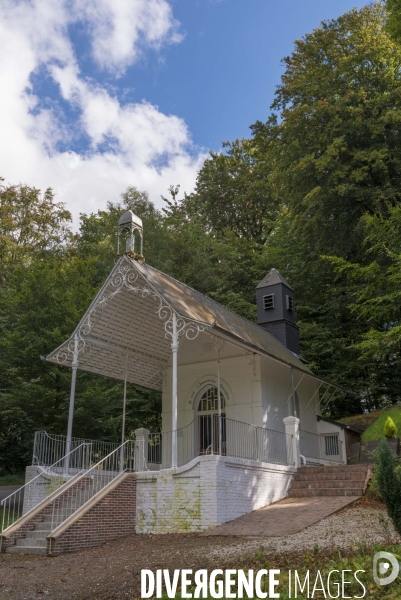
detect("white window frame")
(323, 433), (340, 457)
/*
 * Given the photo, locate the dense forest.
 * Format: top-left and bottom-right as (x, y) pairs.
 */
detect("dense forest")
(2, 4), (401, 474)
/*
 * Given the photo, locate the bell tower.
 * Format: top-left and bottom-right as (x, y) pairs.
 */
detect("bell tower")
(256, 269), (300, 355)
(117, 210), (144, 260)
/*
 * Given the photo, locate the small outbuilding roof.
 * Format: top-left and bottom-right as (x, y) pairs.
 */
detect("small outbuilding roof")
(317, 415), (365, 434)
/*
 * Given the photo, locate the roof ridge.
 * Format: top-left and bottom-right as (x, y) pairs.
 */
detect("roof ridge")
(135, 259), (300, 354)
(138, 260), (255, 322)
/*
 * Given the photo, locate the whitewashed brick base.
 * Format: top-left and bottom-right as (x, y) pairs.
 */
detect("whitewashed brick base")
(23, 466), (66, 515)
(136, 456), (295, 533)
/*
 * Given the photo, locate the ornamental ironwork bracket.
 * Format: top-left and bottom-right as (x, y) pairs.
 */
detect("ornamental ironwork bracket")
(51, 258), (206, 365)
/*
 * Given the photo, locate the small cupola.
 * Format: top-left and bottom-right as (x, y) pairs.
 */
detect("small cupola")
(256, 268), (300, 355)
(117, 210), (144, 261)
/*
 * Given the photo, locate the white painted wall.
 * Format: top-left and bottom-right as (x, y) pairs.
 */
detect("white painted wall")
(161, 350), (321, 438)
(23, 466), (65, 514)
(297, 375), (321, 434)
(162, 353), (263, 433)
(136, 455), (295, 534)
(317, 420), (347, 464)
(261, 358), (292, 432)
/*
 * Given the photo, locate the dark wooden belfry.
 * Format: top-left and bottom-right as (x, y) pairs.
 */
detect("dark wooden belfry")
(256, 268), (300, 355)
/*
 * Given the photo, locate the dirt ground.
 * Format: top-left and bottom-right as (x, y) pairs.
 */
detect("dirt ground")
(0, 500), (395, 600)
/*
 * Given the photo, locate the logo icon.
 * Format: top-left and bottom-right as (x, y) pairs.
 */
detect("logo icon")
(373, 551), (400, 586)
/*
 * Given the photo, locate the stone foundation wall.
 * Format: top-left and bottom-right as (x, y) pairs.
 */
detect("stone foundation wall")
(136, 455), (295, 533)
(344, 430), (362, 462)
(349, 438), (400, 464)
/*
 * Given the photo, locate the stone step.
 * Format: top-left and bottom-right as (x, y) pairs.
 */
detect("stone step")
(291, 479), (366, 489)
(294, 472), (365, 482)
(6, 545), (47, 555)
(42, 510), (76, 523)
(4, 478), (112, 556)
(33, 522), (52, 531)
(288, 488), (364, 497)
(16, 537), (47, 548)
(35, 520), (66, 531)
(289, 465), (369, 497)
(297, 465), (368, 475)
(23, 530), (49, 540)
(34, 523), (66, 532)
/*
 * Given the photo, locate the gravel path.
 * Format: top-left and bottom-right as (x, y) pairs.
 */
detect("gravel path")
(208, 503), (400, 559)
(0, 502), (397, 600)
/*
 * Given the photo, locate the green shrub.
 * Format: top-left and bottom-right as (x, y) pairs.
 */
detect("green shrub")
(384, 416), (398, 438)
(362, 406), (401, 442)
(366, 469), (383, 502)
(376, 438), (401, 536)
(0, 474), (24, 486)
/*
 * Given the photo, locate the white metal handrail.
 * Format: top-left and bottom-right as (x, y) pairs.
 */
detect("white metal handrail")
(32, 431), (120, 468)
(48, 440), (135, 533)
(1, 443), (91, 533)
(158, 416), (294, 469)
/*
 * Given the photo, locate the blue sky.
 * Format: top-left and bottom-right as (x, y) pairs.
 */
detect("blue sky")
(137, 0), (369, 150)
(0, 0), (369, 222)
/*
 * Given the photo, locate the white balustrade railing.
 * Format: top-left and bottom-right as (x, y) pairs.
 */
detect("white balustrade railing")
(155, 416), (293, 470)
(1, 443), (92, 533)
(48, 440), (135, 533)
(147, 432), (162, 466)
(33, 431), (120, 469)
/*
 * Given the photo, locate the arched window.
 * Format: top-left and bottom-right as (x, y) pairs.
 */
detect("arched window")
(196, 386), (227, 455)
(197, 386), (226, 412)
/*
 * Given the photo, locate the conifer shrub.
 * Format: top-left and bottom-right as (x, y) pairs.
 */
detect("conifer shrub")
(383, 416), (398, 438)
(376, 438), (401, 536)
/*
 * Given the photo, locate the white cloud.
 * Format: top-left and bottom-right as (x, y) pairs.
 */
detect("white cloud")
(73, 0), (183, 73)
(0, 0), (205, 226)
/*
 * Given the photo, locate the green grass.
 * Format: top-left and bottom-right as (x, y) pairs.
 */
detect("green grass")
(362, 406), (401, 441)
(0, 474), (24, 486)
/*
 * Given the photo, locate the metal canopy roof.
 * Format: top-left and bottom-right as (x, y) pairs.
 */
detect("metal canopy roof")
(46, 255), (314, 392)
(135, 261), (311, 373)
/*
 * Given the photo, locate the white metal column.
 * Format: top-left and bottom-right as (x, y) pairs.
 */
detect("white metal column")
(64, 333), (79, 474)
(217, 349), (222, 456)
(120, 355), (128, 471)
(121, 355), (128, 445)
(291, 367), (297, 418)
(171, 312), (179, 468)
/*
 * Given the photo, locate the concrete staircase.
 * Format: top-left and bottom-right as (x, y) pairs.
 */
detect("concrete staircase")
(6, 515), (53, 555)
(6, 477), (105, 555)
(288, 465), (370, 498)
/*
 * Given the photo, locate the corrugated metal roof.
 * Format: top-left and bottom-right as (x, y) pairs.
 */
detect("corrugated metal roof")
(134, 260), (311, 375)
